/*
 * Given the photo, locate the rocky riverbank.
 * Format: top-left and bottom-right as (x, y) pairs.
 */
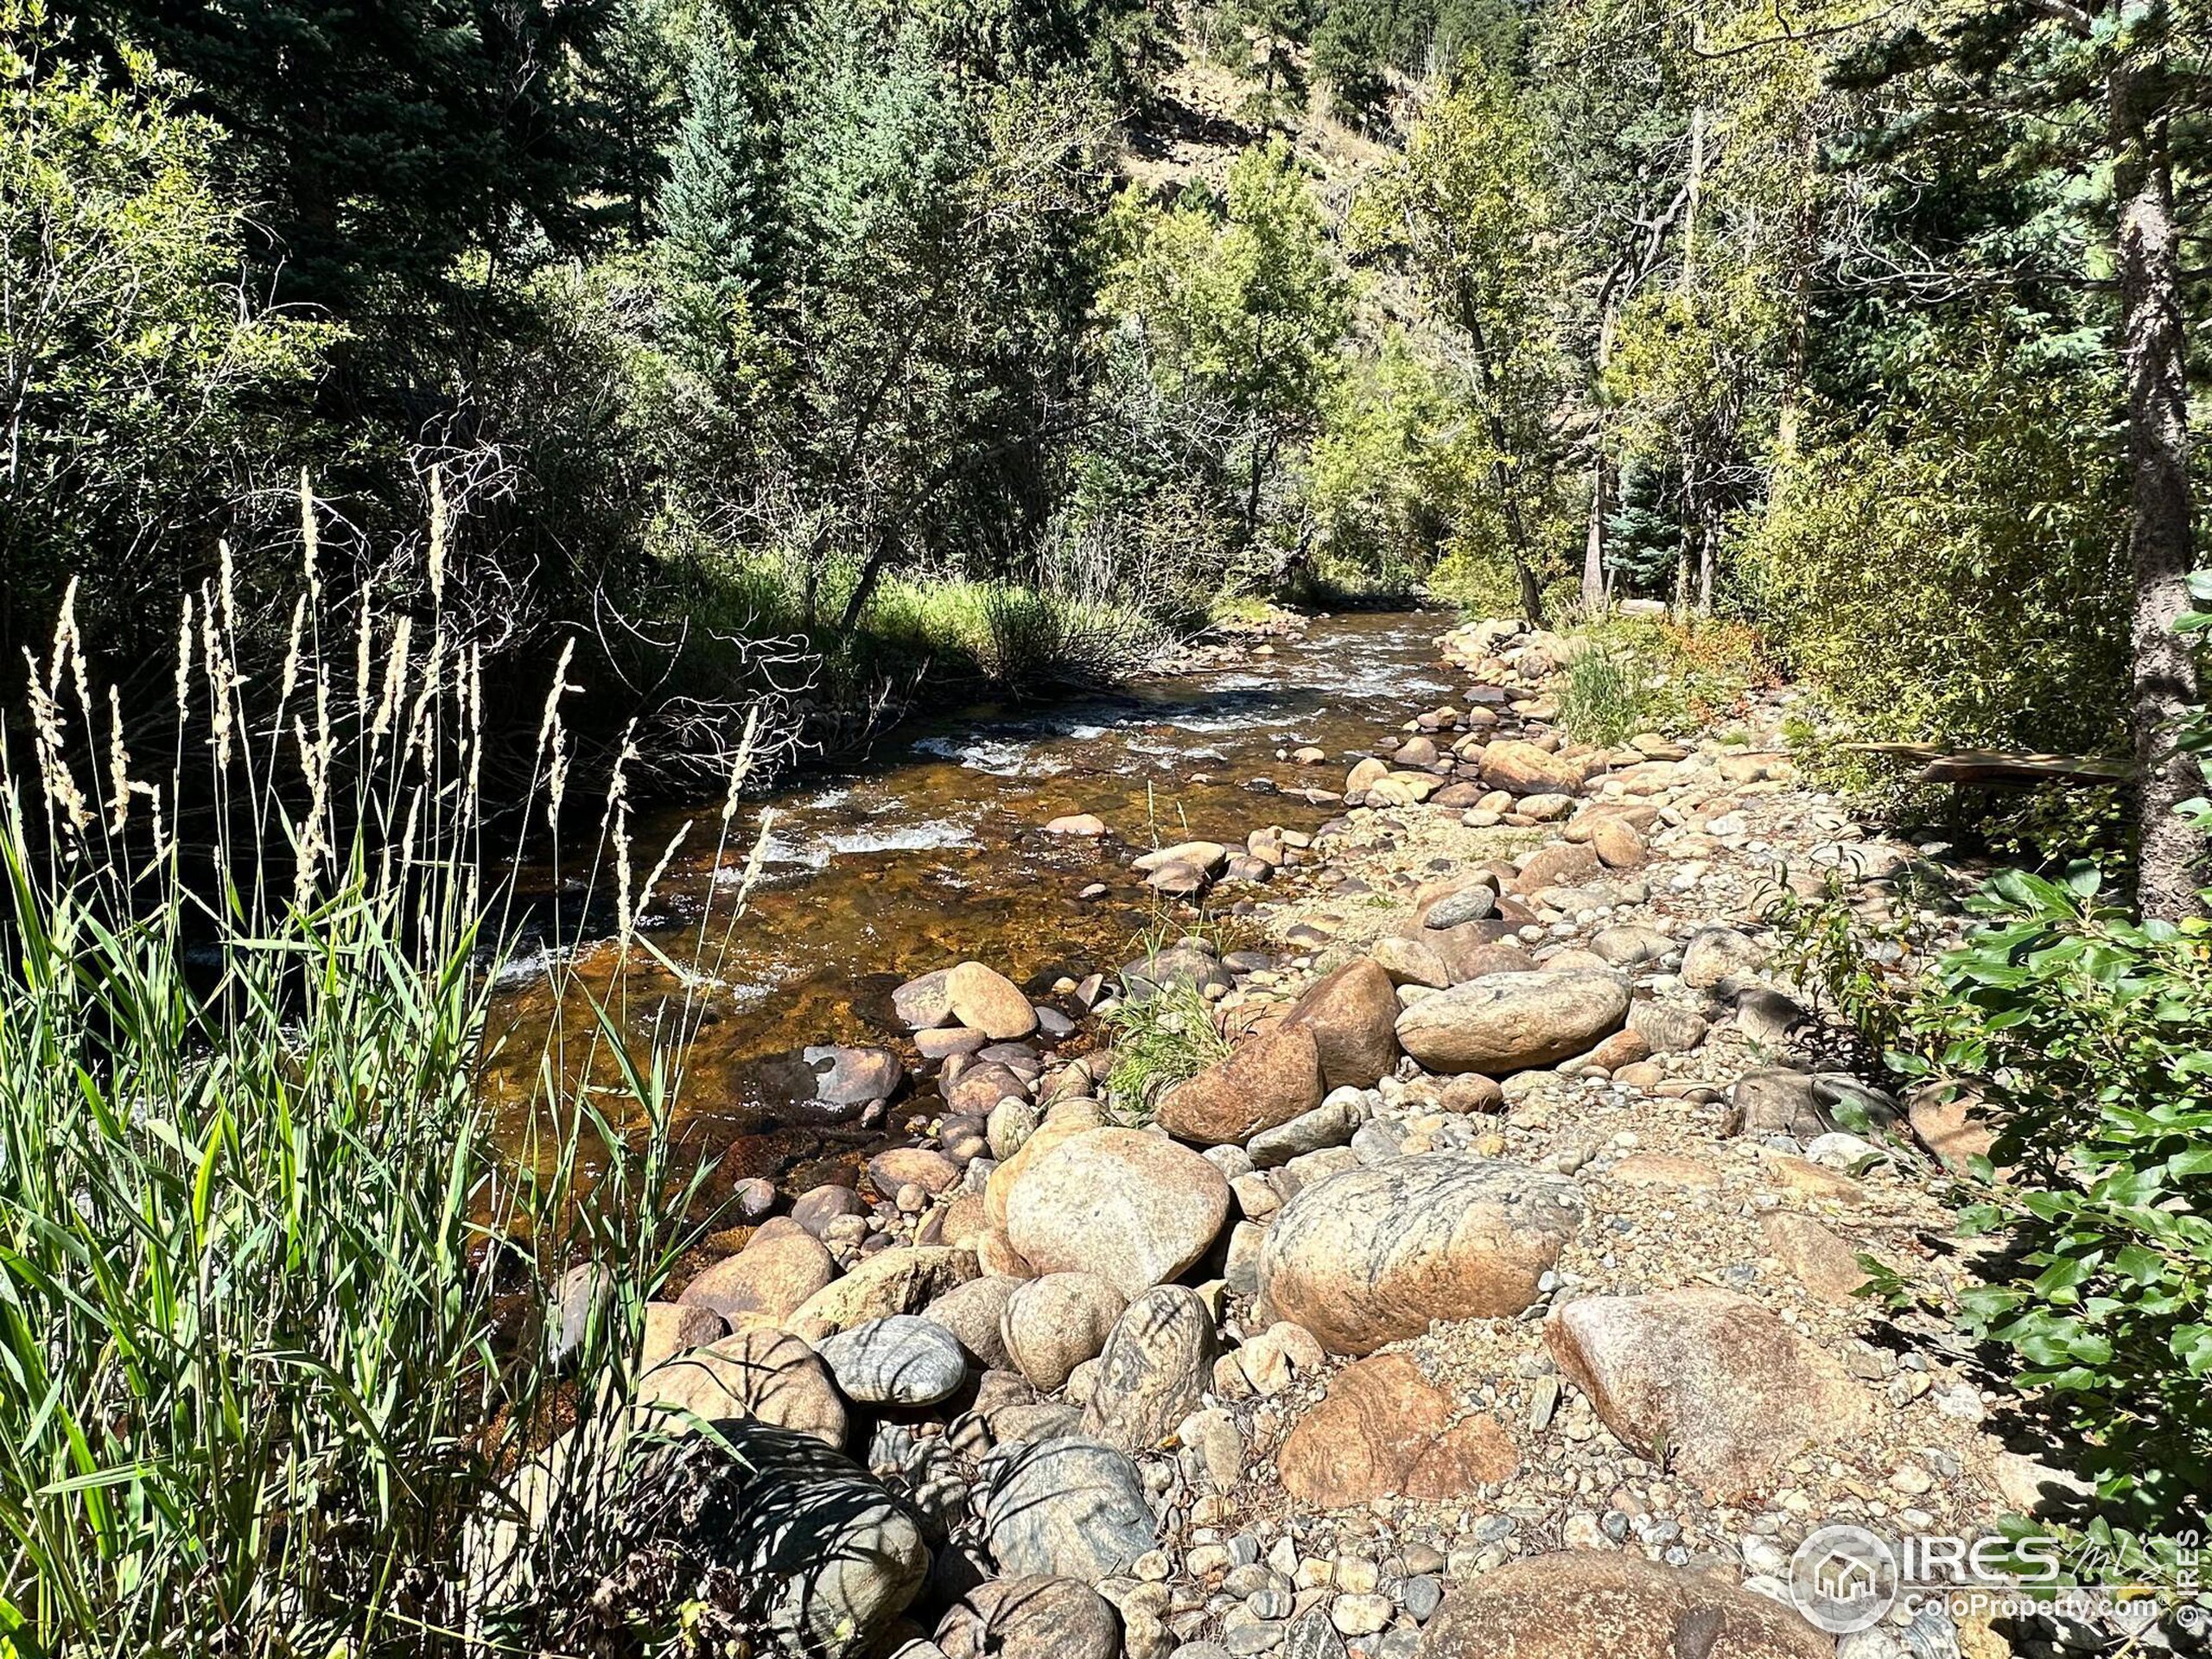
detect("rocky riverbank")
(531, 616), (2149, 1659)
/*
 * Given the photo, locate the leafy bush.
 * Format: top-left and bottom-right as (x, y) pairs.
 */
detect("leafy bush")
(1896, 868), (2212, 1529)
(1736, 327), (2127, 766)
(1, 18), (332, 653)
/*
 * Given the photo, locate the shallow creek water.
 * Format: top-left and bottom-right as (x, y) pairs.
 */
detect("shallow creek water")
(482, 609), (1452, 1198)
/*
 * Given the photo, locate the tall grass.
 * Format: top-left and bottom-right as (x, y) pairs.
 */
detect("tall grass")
(1554, 635), (1650, 747)
(0, 482), (763, 1654)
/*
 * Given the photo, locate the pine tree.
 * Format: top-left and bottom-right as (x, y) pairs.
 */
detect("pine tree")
(661, 13), (774, 297)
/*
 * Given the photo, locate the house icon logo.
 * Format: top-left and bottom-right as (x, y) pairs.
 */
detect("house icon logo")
(1790, 1525), (1899, 1633)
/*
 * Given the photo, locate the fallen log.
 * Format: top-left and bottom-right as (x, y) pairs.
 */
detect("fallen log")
(1837, 742), (2133, 787)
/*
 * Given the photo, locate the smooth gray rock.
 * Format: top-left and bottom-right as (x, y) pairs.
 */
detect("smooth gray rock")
(983, 1437), (1155, 1585)
(1246, 1096), (1357, 1168)
(622, 1423), (930, 1658)
(818, 1315), (968, 1406)
(1422, 887), (1497, 928)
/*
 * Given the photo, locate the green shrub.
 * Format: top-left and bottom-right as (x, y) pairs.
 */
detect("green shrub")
(1896, 867), (2212, 1531)
(1736, 327), (2127, 764)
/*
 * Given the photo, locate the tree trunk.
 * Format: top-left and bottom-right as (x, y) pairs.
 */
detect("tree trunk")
(837, 527), (899, 636)
(2112, 54), (2201, 920)
(1582, 458), (1609, 613)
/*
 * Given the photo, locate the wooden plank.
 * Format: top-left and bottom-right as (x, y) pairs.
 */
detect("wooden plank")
(1837, 742), (2133, 786)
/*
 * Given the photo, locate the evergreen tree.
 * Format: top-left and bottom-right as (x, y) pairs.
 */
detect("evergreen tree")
(661, 11), (775, 296)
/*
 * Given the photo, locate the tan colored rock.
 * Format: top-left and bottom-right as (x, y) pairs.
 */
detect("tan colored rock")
(919, 1274), (1022, 1369)
(1761, 1211), (1871, 1303)
(1479, 740), (1583, 796)
(985, 1105), (1099, 1226)
(936, 1575), (1122, 1659)
(1345, 756), (1390, 796)
(867, 1146), (961, 1198)
(1513, 842), (1600, 895)
(976, 1225), (1035, 1278)
(1910, 1085), (2001, 1177)
(1004, 1128), (1230, 1298)
(1545, 1288), (1877, 1499)
(1155, 1023), (1323, 1146)
(1284, 957), (1402, 1090)
(678, 1223), (837, 1323)
(1258, 1154), (1583, 1355)
(1395, 971), (1631, 1076)
(1371, 934), (1453, 989)
(1591, 817), (1649, 868)
(786, 1245), (979, 1342)
(640, 1300), (726, 1370)
(635, 1327), (847, 1446)
(1001, 1272), (1127, 1391)
(1414, 1551), (1830, 1658)
(947, 961), (1038, 1040)
(1368, 771), (1440, 805)
(1277, 1352), (1518, 1507)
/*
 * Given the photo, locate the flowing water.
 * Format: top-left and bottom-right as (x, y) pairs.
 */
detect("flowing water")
(484, 609), (1452, 1197)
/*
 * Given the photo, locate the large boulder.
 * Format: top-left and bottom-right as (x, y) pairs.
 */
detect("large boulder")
(1395, 971), (1631, 1076)
(1257, 1154), (1583, 1354)
(1276, 1353), (1518, 1506)
(634, 1424), (931, 1658)
(935, 1575), (1122, 1659)
(982, 1437), (1155, 1585)
(1544, 1289), (1877, 1498)
(1001, 1273), (1128, 1391)
(920, 1275), (1022, 1370)
(634, 1327), (848, 1446)
(786, 1246), (979, 1342)
(983, 1104), (1099, 1227)
(1479, 741), (1582, 797)
(1414, 1551), (1830, 1659)
(1081, 1287), (1220, 1453)
(817, 1315), (969, 1407)
(947, 961), (1039, 1041)
(1283, 958), (1401, 1090)
(1155, 1024), (1324, 1146)
(677, 1223), (837, 1324)
(1003, 1128), (1230, 1298)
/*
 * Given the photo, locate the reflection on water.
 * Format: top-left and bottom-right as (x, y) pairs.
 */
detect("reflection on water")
(482, 610), (1451, 1192)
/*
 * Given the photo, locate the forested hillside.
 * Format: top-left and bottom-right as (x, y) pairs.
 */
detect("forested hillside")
(13, 0), (2202, 866)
